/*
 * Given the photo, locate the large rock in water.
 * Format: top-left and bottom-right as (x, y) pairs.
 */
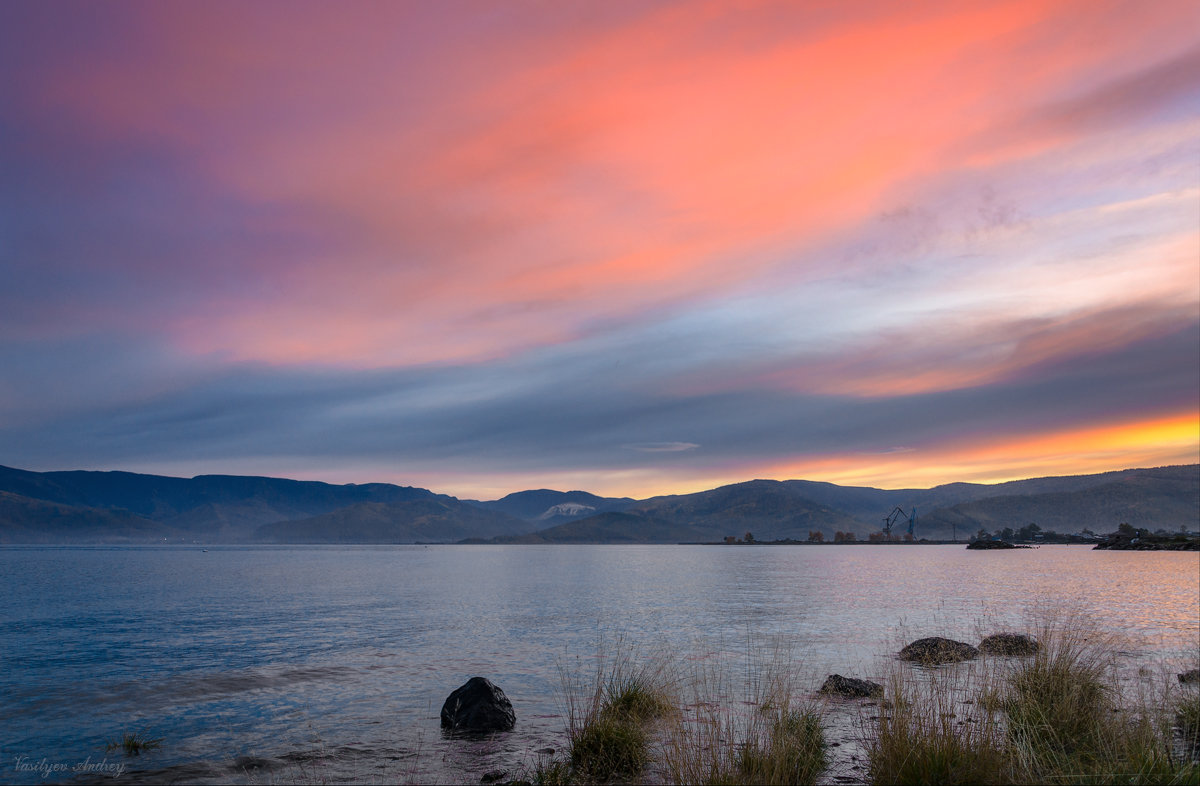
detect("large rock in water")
(979, 632), (1040, 656)
(899, 637), (979, 665)
(818, 674), (883, 698)
(441, 677), (516, 732)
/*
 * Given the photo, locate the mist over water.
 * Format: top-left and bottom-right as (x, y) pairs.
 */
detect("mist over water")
(2, 545), (1196, 784)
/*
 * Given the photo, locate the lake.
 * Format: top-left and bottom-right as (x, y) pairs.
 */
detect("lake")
(2, 544), (1197, 784)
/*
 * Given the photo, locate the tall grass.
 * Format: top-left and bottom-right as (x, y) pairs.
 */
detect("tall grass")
(1179, 693), (1200, 740)
(1003, 620), (1115, 760)
(733, 707), (827, 785)
(866, 661), (1012, 785)
(552, 640), (679, 782)
(534, 620), (1196, 785)
(865, 618), (1200, 786)
(1001, 620), (1200, 784)
(528, 637), (830, 785)
(660, 641), (827, 786)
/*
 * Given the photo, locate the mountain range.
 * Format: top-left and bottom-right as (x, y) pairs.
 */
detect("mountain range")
(0, 463), (1195, 544)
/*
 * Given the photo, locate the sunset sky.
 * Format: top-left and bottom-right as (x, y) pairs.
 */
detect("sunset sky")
(1, 1), (1198, 500)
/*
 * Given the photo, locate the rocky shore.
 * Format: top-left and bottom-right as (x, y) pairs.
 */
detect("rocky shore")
(1093, 529), (1200, 551)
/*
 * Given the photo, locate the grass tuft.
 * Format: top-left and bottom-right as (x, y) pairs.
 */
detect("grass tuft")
(569, 713), (650, 780)
(106, 731), (162, 756)
(1002, 621), (1115, 760)
(601, 675), (676, 723)
(553, 640), (680, 782)
(734, 707), (827, 786)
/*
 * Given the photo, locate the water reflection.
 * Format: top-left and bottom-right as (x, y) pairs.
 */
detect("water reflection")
(1, 544), (1195, 784)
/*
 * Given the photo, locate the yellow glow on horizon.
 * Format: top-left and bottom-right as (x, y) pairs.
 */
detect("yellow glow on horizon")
(376, 411), (1197, 500)
(757, 411), (1199, 492)
(113, 410), (1197, 503)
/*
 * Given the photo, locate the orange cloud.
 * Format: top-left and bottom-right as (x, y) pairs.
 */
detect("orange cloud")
(751, 411), (1199, 492)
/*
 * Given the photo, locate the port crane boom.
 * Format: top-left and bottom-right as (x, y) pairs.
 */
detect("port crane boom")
(882, 506), (917, 539)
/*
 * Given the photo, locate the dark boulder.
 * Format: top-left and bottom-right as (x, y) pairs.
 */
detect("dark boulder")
(818, 674), (883, 698)
(979, 633), (1040, 656)
(967, 540), (1017, 550)
(1179, 669), (1200, 684)
(441, 677), (516, 732)
(899, 637), (978, 665)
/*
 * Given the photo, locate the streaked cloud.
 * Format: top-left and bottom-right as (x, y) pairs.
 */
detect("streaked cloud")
(624, 443), (701, 453)
(0, 1), (1196, 497)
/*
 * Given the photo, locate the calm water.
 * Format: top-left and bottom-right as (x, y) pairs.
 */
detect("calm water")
(1, 544), (1197, 784)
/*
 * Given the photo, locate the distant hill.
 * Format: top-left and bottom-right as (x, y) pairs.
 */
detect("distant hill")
(625, 480), (862, 542)
(0, 491), (180, 543)
(775, 466), (1200, 538)
(0, 465), (448, 543)
(919, 465), (1200, 538)
(255, 499), (528, 544)
(1, 463), (1194, 545)
(466, 489), (635, 527)
(473, 465), (1198, 544)
(477, 481), (863, 544)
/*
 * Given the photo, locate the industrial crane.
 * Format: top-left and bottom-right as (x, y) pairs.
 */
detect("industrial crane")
(882, 506), (917, 539)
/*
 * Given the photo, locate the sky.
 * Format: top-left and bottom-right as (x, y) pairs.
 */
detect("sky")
(1, 0), (1198, 500)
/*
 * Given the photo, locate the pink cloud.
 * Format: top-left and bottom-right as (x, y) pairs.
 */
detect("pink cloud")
(12, 0), (1199, 368)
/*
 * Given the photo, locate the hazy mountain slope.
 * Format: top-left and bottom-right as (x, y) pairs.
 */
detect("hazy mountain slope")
(1, 463), (1194, 544)
(468, 489), (636, 526)
(628, 480), (861, 540)
(921, 468), (1200, 537)
(0, 491), (181, 543)
(775, 480), (932, 526)
(0, 465), (443, 541)
(959, 464), (1198, 499)
(783, 466), (1199, 535)
(505, 466), (1198, 543)
(254, 499), (529, 544)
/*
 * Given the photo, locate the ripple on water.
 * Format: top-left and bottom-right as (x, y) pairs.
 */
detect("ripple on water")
(2, 544), (1196, 784)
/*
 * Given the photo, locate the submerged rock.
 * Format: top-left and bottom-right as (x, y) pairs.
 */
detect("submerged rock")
(231, 756), (276, 772)
(899, 637), (979, 665)
(441, 677), (516, 732)
(819, 674), (884, 698)
(979, 633), (1040, 656)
